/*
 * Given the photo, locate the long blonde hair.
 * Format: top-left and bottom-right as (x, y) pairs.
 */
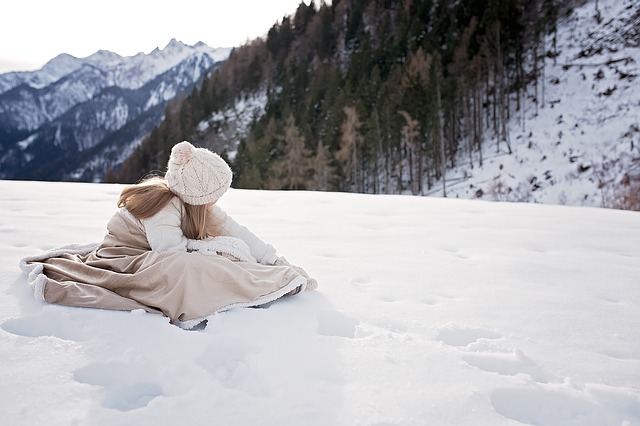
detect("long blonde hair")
(118, 176), (221, 240)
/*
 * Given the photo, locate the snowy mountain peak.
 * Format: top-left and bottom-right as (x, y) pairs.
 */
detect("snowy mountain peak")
(164, 38), (186, 50)
(0, 40), (230, 96)
(86, 49), (122, 65)
(0, 53), (89, 93)
(37, 54), (83, 79)
(42, 53), (80, 70)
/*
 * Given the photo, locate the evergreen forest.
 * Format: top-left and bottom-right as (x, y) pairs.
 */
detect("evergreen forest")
(116, 0), (575, 196)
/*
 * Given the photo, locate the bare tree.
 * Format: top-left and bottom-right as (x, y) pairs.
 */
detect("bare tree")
(336, 106), (364, 192)
(312, 140), (335, 191)
(399, 111), (420, 195)
(273, 114), (313, 189)
(433, 53), (447, 197)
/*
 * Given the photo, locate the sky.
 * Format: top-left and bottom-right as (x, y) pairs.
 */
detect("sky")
(0, 0), (311, 73)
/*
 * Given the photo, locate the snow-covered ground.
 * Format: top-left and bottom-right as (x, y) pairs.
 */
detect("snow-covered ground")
(435, 0), (640, 210)
(1, 179), (639, 425)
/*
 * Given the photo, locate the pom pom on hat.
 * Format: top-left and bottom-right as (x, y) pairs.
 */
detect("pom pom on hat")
(165, 141), (232, 205)
(170, 141), (194, 166)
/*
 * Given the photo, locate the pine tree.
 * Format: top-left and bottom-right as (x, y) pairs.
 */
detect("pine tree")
(236, 118), (279, 189)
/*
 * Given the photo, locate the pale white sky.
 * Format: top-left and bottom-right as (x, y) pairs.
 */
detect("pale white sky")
(1, 0), (311, 73)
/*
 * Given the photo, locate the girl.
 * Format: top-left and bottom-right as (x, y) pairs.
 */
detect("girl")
(21, 141), (317, 328)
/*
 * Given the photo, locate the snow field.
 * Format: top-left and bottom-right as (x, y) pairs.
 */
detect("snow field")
(1, 180), (639, 425)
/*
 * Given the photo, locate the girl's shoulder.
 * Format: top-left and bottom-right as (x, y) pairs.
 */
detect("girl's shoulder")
(209, 204), (228, 221)
(141, 196), (184, 225)
(118, 207), (140, 225)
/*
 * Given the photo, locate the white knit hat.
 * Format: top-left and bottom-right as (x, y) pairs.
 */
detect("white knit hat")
(165, 141), (232, 205)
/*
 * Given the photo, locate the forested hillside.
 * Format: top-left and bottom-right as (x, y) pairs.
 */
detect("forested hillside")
(117, 0), (638, 208)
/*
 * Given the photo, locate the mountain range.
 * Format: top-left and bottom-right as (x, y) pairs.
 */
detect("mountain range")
(1, 0), (637, 212)
(0, 39), (231, 181)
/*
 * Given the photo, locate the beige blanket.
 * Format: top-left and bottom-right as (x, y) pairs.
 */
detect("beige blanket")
(20, 211), (306, 328)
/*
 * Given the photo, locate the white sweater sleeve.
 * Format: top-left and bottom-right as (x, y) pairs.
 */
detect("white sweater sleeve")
(211, 205), (278, 265)
(141, 198), (188, 252)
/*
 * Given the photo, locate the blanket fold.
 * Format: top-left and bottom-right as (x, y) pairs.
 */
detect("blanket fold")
(20, 211), (305, 328)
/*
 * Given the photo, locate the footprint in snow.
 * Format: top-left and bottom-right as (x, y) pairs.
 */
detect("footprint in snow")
(422, 293), (461, 306)
(73, 362), (163, 411)
(491, 385), (640, 425)
(437, 326), (558, 384)
(350, 275), (371, 286)
(440, 245), (471, 259)
(436, 327), (502, 348)
(197, 338), (250, 383)
(421, 297), (440, 306)
(1, 307), (87, 342)
(196, 337), (269, 397)
(462, 349), (559, 383)
(317, 310), (359, 339)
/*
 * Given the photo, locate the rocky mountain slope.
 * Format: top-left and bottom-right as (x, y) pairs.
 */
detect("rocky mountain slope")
(434, 0), (639, 209)
(0, 40), (231, 181)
